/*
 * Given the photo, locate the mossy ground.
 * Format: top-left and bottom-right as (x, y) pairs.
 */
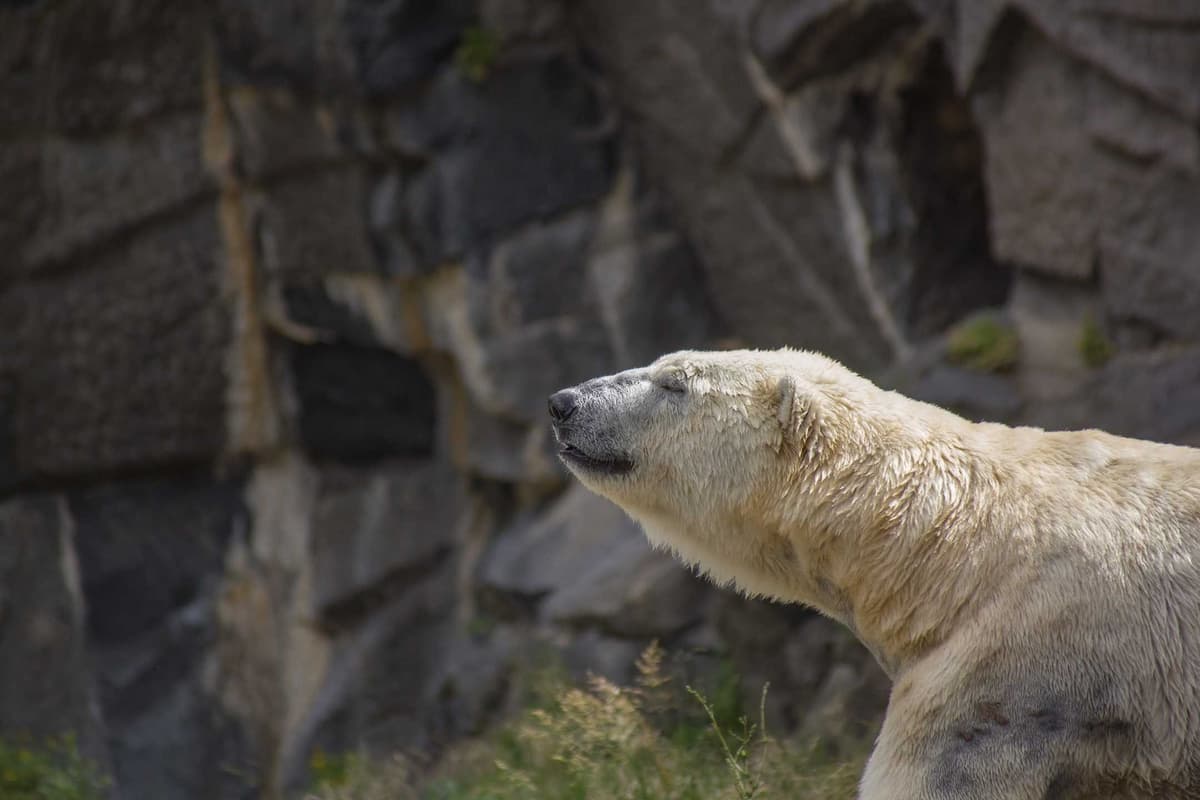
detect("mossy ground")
(307, 644), (871, 800)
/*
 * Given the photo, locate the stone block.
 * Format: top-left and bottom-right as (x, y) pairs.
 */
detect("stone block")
(23, 114), (214, 272)
(228, 89), (346, 180)
(310, 460), (461, 625)
(971, 21), (1197, 282)
(391, 60), (612, 258)
(1099, 176), (1200, 343)
(343, 0), (475, 95)
(259, 167), (379, 278)
(476, 211), (595, 331)
(0, 0), (207, 135)
(0, 210), (230, 488)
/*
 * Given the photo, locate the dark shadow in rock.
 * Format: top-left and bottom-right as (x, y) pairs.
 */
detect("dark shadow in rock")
(897, 41), (1012, 335)
(291, 343), (437, 463)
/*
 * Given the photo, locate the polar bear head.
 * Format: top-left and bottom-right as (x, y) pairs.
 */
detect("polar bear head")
(548, 348), (904, 600)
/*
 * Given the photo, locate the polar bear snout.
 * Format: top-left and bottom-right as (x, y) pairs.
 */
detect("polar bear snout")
(548, 389), (579, 422)
(548, 377), (639, 478)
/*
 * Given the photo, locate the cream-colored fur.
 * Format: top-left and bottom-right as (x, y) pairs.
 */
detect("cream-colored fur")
(550, 348), (1200, 799)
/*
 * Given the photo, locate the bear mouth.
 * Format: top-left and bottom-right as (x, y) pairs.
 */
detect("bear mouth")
(557, 442), (635, 476)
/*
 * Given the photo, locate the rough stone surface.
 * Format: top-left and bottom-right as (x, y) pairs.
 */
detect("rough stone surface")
(481, 485), (706, 637)
(344, 0), (476, 96)
(310, 460), (461, 627)
(0, 211), (230, 489)
(0, 495), (105, 760)
(542, 535), (708, 638)
(23, 115), (214, 273)
(401, 61), (614, 258)
(1099, 176), (1200, 343)
(1025, 348), (1200, 448)
(71, 477), (241, 644)
(259, 167), (379, 279)
(70, 476), (251, 800)
(0, 0), (208, 136)
(753, 0), (920, 87)
(482, 486), (640, 602)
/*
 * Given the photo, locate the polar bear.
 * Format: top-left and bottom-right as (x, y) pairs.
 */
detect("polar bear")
(548, 348), (1200, 800)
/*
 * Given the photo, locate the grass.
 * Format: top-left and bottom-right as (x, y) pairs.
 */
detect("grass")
(0, 735), (109, 800)
(1077, 316), (1114, 368)
(946, 315), (1019, 372)
(307, 643), (870, 800)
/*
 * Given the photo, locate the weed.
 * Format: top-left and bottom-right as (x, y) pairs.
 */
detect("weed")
(455, 27), (500, 83)
(1078, 316), (1114, 368)
(0, 735), (109, 800)
(307, 644), (870, 800)
(946, 315), (1019, 372)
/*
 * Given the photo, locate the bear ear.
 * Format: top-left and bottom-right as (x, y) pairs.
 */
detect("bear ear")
(776, 375), (796, 428)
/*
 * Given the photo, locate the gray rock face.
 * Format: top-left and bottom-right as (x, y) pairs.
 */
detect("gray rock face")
(403, 61), (614, 258)
(482, 485), (706, 637)
(0, 211), (230, 490)
(310, 460), (461, 627)
(572, 0), (1010, 366)
(70, 477), (251, 800)
(0, 495), (105, 761)
(3, 1), (1200, 797)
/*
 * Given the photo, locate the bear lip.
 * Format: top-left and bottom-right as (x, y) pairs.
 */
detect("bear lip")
(557, 442), (635, 476)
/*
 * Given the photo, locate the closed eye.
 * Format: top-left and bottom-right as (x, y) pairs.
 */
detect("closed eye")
(655, 372), (687, 394)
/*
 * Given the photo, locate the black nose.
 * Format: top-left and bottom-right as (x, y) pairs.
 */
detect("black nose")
(548, 389), (578, 422)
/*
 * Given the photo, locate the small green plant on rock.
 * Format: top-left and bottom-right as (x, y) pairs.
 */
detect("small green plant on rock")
(1077, 316), (1114, 368)
(0, 735), (109, 800)
(946, 315), (1019, 372)
(455, 27), (500, 83)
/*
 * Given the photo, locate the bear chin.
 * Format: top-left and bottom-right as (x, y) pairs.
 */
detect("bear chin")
(557, 444), (635, 476)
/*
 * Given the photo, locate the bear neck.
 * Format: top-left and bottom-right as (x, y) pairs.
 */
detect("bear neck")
(772, 411), (1009, 678)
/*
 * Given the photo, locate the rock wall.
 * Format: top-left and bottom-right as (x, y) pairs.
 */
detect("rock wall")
(1, 1), (1198, 797)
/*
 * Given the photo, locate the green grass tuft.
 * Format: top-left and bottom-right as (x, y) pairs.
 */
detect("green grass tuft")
(454, 27), (500, 83)
(0, 734), (109, 800)
(1077, 316), (1114, 368)
(946, 315), (1019, 373)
